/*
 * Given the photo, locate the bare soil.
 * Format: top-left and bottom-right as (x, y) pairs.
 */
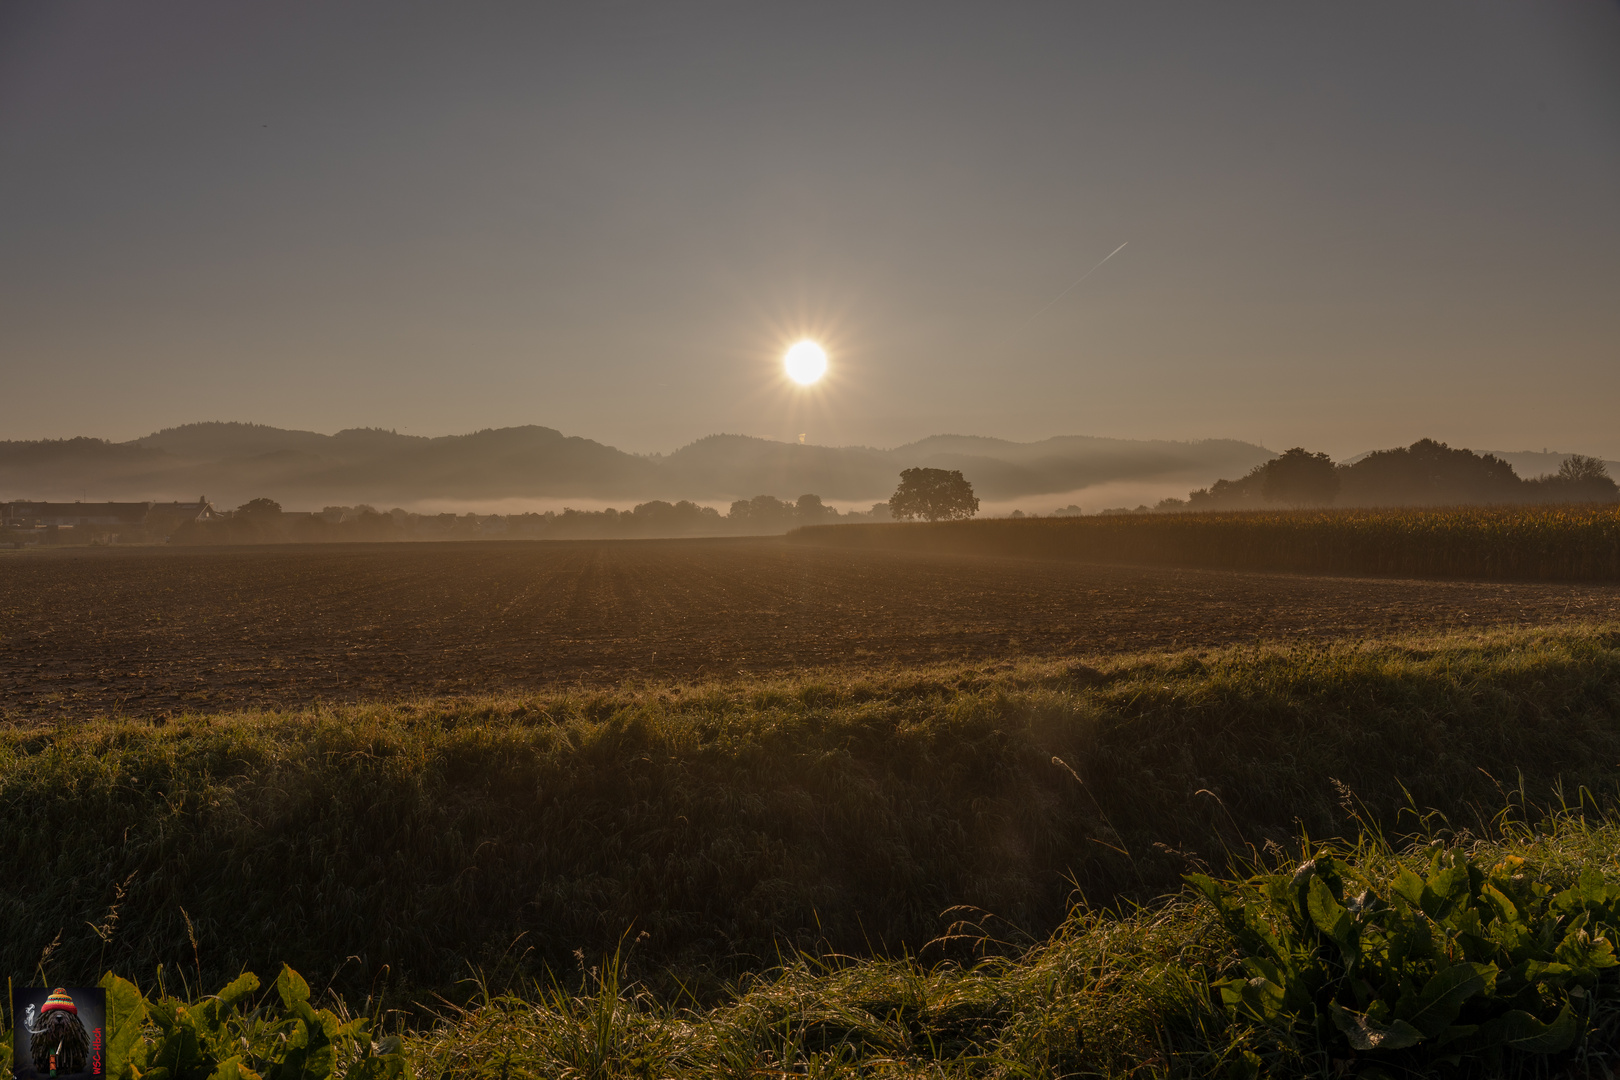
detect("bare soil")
(4, 538), (1619, 720)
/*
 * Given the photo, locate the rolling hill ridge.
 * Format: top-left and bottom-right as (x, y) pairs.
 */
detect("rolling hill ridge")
(0, 422), (1276, 509)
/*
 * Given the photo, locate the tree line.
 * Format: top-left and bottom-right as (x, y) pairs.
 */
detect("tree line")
(169, 493), (900, 544)
(1159, 439), (1618, 510)
(167, 468), (984, 544)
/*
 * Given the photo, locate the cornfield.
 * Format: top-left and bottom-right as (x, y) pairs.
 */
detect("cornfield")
(794, 504), (1620, 580)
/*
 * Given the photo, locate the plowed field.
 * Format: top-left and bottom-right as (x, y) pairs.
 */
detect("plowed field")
(4, 538), (1619, 720)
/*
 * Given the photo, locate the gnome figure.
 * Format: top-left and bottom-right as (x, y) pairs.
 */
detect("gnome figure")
(30, 989), (90, 1077)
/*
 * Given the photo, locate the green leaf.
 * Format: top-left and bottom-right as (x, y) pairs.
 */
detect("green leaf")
(1241, 955), (1285, 989)
(301, 1025), (336, 1080)
(1479, 882), (1520, 927)
(1447, 907), (1488, 944)
(1435, 1024), (1478, 1047)
(1385, 902), (1433, 969)
(1524, 959), (1574, 988)
(1392, 868), (1426, 907)
(333, 1017), (368, 1042)
(146, 998), (181, 1034)
(1487, 1008), (1579, 1054)
(215, 973), (261, 1013)
(99, 973), (149, 1080)
(149, 1023), (207, 1080)
(276, 966), (311, 1010)
(1555, 927), (1618, 976)
(1329, 1003), (1424, 1051)
(1221, 1049), (1263, 1080)
(207, 1057), (262, 1080)
(1576, 867), (1611, 905)
(1488, 915), (1532, 956)
(1220, 966), (1287, 1023)
(1554, 868), (1614, 916)
(1185, 873), (1222, 904)
(1398, 962), (1494, 1038)
(1428, 861), (1472, 915)
(270, 1006), (337, 1080)
(341, 1054), (409, 1080)
(268, 1025), (310, 1080)
(1308, 875), (1355, 952)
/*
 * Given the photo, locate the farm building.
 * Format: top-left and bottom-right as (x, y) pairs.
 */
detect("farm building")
(144, 498), (221, 533)
(1, 498), (218, 538)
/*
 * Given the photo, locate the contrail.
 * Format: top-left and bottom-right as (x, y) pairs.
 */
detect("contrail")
(1022, 241), (1128, 326)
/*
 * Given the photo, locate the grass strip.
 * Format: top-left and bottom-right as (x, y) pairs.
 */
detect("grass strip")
(406, 814), (1620, 1078)
(9, 815), (1620, 1078)
(3, 623), (1620, 1003)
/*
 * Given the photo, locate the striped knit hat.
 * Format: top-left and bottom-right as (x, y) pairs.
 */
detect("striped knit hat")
(41, 989), (76, 1015)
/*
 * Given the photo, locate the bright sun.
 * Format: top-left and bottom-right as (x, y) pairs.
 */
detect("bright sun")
(784, 340), (828, 385)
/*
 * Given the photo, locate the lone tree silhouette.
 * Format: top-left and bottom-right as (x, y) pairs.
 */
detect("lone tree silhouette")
(1557, 454), (1611, 485)
(1545, 454), (1619, 503)
(888, 468), (979, 522)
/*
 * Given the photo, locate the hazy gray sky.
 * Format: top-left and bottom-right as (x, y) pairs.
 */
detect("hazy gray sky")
(4, 1), (1617, 457)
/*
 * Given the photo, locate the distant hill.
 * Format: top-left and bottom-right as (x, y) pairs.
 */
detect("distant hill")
(0, 423), (659, 507)
(0, 421), (1275, 509)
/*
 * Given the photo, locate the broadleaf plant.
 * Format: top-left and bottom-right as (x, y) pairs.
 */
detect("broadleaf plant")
(93, 967), (407, 1080)
(1189, 845), (1620, 1073)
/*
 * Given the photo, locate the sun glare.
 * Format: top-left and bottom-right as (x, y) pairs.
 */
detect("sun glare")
(784, 340), (828, 385)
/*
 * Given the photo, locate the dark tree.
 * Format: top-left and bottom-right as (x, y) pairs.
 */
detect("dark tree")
(1186, 438), (1609, 510)
(1557, 454), (1613, 485)
(1186, 469), (1268, 509)
(1535, 454), (1620, 504)
(1260, 448), (1340, 506)
(888, 468), (979, 522)
(236, 497), (283, 518)
(1338, 439), (1521, 506)
(728, 495), (793, 523)
(795, 493), (835, 523)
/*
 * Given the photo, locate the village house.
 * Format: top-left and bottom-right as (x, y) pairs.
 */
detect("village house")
(1, 497), (218, 540)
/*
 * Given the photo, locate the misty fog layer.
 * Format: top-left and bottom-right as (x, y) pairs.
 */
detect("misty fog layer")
(0, 422), (1276, 509)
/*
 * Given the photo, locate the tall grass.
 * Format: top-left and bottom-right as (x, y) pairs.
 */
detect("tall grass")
(792, 504), (1620, 580)
(401, 812), (1620, 1078)
(5, 624), (1620, 1006)
(24, 812), (1612, 1078)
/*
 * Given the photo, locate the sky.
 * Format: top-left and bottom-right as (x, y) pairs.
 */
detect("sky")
(3, 1), (1617, 459)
